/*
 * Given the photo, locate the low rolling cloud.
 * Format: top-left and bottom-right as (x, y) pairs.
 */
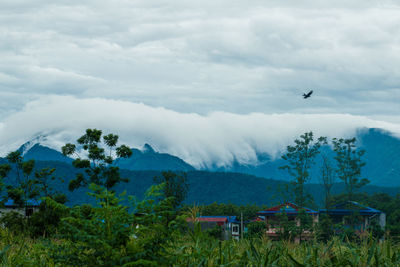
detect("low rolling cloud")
(0, 1), (399, 167)
(0, 96), (399, 168)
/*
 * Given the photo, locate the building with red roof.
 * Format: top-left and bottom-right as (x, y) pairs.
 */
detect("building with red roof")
(256, 202), (318, 240)
(186, 216), (240, 240)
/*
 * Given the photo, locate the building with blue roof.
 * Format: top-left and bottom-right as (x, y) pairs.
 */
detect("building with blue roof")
(255, 201), (385, 240)
(256, 202), (319, 240)
(1, 198), (41, 217)
(319, 201), (386, 231)
(186, 215), (241, 240)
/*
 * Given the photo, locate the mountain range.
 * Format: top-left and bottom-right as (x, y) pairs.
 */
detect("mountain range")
(1, 127), (399, 206)
(14, 127), (400, 187)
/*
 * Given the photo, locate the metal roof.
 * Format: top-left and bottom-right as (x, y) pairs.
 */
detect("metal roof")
(257, 202), (318, 216)
(319, 201), (382, 216)
(4, 199), (41, 207)
(187, 216), (239, 223)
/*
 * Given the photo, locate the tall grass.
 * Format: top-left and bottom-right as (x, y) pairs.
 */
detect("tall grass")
(169, 234), (400, 266)
(1, 226), (400, 266)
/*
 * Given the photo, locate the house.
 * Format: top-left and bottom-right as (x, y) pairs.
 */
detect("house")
(186, 216), (240, 240)
(0, 199), (41, 217)
(256, 202), (318, 240)
(319, 201), (386, 232)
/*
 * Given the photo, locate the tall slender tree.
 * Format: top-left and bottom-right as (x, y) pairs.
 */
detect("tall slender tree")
(332, 137), (369, 202)
(280, 132), (325, 206)
(320, 153), (336, 210)
(1, 151), (39, 214)
(154, 171), (189, 209)
(316, 152), (336, 241)
(62, 129), (132, 191)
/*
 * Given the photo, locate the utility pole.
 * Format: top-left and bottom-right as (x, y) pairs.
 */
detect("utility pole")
(241, 212), (243, 239)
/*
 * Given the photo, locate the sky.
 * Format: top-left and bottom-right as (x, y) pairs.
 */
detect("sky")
(0, 0), (399, 167)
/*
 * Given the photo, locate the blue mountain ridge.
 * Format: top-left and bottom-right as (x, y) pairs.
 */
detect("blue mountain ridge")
(115, 143), (195, 171)
(21, 143), (73, 163)
(7, 127), (400, 187)
(209, 128), (400, 187)
(0, 127), (399, 206)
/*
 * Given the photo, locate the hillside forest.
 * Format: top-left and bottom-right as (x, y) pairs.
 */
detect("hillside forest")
(0, 128), (399, 266)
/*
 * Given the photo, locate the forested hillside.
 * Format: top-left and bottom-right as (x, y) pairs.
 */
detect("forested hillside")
(13, 127), (400, 187)
(1, 159), (398, 207)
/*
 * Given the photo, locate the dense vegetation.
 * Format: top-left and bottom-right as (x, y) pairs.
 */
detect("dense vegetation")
(2, 228), (400, 266)
(1, 162), (398, 207)
(0, 184), (399, 266)
(0, 129), (399, 265)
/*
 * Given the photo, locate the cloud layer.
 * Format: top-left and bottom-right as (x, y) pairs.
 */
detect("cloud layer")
(0, 96), (399, 168)
(0, 0), (400, 118)
(1, 1), (399, 166)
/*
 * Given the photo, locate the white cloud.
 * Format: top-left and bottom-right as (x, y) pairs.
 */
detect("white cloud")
(0, 1), (399, 167)
(0, 0), (400, 117)
(0, 96), (399, 168)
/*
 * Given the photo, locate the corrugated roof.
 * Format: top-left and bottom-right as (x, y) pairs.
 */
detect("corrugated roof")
(257, 202), (318, 216)
(186, 216), (239, 223)
(4, 199), (41, 207)
(197, 217), (228, 222)
(320, 201), (382, 216)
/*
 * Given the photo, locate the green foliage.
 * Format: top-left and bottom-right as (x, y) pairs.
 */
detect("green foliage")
(62, 128), (132, 190)
(320, 153), (336, 209)
(295, 209), (314, 242)
(1, 227), (400, 266)
(123, 183), (186, 266)
(154, 171), (188, 209)
(368, 219), (385, 240)
(0, 129), (398, 265)
(274, 212), (297, 241)
(316, 213), (334, 242)
(54, 184), (133, 266)
(29, 197), (69, 238)
(333, 137), (369, 201)
(280, 132), (325, 206)
(246, 221), (266, 238)
(194, 202), (267, 221)
(0, 150), (69, 238)
(0, 211), (26, 234)
(2, 151), (39, 210)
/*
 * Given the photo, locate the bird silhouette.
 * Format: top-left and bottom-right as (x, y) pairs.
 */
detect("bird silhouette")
(303, 90), (313, 99)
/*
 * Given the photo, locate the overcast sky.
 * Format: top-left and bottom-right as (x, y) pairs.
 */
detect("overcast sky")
(0, 0), (399, 166)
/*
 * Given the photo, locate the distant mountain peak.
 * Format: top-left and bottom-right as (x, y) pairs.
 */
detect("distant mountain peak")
(142, 143), (155, 153)
(18, 135), (48, 156)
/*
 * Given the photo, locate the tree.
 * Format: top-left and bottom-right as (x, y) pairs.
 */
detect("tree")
(1, 151), (39, 213)
(62, 129), (132, 191)
(317, 153), (336, 242)
(280, 132), (325, 206)
(316, 213), (334, 242)
(246, 221), (266, 238)
(154, 171), (189, 209)
(53, 184), (133, 266)
(332, 137), (369, 202)
(34, 167), (66, 202)
(320, 153), (336, 210)
(29, 168), (68, 237)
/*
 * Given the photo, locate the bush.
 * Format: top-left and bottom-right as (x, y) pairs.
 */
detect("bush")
(205, 225), (223, 239)
(29, 197), (69, 238)
(0, 211), (26, 234)
(247, 221), (266, 238)
(316, 214), (334, 242)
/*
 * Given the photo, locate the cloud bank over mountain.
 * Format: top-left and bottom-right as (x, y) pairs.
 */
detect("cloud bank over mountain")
(1, 96), (399, 168)
(1, 0), (400, 118)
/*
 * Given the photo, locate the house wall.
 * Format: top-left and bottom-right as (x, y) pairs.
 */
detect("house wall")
(0, 207), (25, 216)
(379, 213), (386, 228)
(0, 206), (39, 217)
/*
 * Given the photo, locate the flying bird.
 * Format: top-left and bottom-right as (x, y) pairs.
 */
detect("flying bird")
(303, 90), (313, 99)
